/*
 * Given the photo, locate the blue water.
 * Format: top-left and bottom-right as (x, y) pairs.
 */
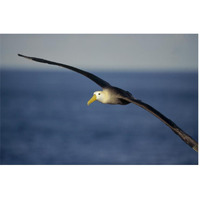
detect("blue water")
(0, 69), (198, 164)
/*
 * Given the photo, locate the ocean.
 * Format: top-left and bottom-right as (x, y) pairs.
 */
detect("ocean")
(0, 69), (198, 164)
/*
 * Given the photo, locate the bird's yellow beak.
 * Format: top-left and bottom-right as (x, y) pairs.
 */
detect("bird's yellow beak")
(87, 95), (97, 106)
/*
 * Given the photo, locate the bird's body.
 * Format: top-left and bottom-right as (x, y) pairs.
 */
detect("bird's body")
(18, 54), (198, 152)
(96, 87), (133, 105)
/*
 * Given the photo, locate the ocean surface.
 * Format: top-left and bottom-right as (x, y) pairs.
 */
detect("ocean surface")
(0, 69), (198, 164)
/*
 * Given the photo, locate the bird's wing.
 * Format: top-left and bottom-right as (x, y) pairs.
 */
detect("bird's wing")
(120, 96), (198, 152)
(18, 54), (111, 88)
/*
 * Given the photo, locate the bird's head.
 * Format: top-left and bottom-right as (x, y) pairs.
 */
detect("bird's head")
(87, 91), (105, 105)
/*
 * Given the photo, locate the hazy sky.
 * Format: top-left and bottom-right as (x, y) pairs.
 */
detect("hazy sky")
(0, 34), (198, 71)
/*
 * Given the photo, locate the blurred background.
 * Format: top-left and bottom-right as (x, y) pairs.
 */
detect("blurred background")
(0, 34), (198, 164)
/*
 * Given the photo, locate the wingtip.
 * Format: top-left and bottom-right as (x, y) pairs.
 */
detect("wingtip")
(18, 54), (26, 58)
(193, 144), (198, 152)
(18, 54), (33, 60)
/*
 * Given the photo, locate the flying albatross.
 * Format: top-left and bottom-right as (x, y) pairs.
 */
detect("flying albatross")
(18, 54), (198, 152)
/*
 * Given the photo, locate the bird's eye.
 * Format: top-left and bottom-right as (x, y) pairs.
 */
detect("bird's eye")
(98, 93), (100, 95)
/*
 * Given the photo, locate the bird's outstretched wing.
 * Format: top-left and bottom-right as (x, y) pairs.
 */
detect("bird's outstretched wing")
(120, 96), (198, 152)
(18, 54), (111, 88)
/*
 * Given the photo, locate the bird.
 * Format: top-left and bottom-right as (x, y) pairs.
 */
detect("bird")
(18, 54), (198, 152)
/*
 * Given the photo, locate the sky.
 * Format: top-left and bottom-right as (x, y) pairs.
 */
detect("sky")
(0, 34), (198, 71)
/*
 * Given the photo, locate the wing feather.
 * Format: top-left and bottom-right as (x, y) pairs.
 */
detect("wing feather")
(18, 54), (111, 88)
(121, 96), (198, 152)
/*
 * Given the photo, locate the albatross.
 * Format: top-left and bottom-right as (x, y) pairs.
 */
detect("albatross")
(18, 54), (198, 152)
